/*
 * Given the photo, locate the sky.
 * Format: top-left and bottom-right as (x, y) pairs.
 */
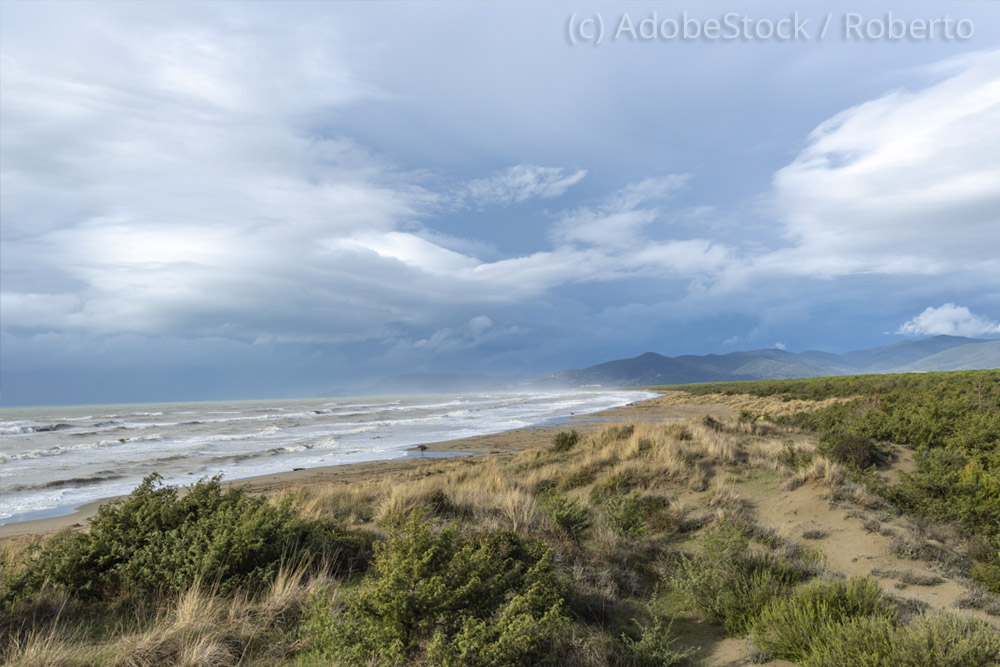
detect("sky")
(1, 1), (999, 406)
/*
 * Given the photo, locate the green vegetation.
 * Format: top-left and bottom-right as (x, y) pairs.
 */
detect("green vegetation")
(304, 516), (566, 666)
(551, 429), (580, 452)
(669, 519), (804, 636)
(538, 489), (593, 543)
(5, 371), (1000, 665)
(801, 613), (1000, 666)
(659, 370), (1000, 593)
(750, 576), (894, 662)
(618, 617), (697, 667)
(3, 474), (370, 604)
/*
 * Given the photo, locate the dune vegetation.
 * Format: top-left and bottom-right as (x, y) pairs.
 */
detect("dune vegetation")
(3, 370), (1000, 665)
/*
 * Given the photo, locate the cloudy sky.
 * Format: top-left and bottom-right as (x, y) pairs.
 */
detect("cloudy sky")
(2, 1), (999, 405)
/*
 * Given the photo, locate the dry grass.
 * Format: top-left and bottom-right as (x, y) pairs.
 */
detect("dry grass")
(707, 482), (745, 511)
(3, 624), (82, 667)
(652, 391), (855, 419)
(785, 456), (845, 490)
(1, 562), (321, 667)
(497, 489), (538, 534)
(10, 413), (987, 664)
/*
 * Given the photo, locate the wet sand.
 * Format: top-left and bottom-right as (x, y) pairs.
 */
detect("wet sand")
(0, 393), (733, 540)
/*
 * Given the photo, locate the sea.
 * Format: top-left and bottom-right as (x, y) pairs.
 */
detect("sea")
(0, 389), (656, 524)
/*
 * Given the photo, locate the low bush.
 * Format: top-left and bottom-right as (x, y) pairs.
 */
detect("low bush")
(801, 612), (1000, 666)
(817, 430), (888, 469)
(551, 430), (580, 452)
(777, 441), (812, 472)
(589, 473), (634, 503)
(618, 617), (697, 666)
(305, 516), (567, 666)
(799, 614), (897, 666)
(538, 490), (592, 543)
(893, 614), (1000, 665)
(668, 520), (802, 635)
(971, 560), (1000, 595)
(7, 474), (370, 602)
(750, 576), (893, 662)
(597, 424), (635, 445)
(602, 492), (646, 539)
(558, 468), (596, 492)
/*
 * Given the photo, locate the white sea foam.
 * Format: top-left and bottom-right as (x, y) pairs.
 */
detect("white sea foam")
(0, 389), (656, 522)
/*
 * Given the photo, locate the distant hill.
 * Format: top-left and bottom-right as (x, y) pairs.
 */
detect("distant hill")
(528, 336), (1000, 388)
(890, 339), (1000, 373)
(837, 335), (982, 371)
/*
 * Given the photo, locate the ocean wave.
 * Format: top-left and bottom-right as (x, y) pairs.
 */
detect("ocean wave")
(269, 444), (311, 454)
(4, 471), (126, 494)
(331, 424), (377, 436)
(201, 432), (255, 442)
(129, 411), (164, 417)
(1, 433), (164, 462)
(0, 422), (74, 436)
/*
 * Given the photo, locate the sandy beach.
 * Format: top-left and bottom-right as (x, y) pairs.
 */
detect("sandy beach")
(0, 394), (734, 541)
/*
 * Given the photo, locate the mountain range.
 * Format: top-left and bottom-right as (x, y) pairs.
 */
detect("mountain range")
(529, 335), (1000, 388)
(359, 335), (1000, 395)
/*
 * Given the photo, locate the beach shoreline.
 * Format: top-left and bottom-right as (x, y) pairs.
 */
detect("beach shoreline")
(0, 393), (733, 541)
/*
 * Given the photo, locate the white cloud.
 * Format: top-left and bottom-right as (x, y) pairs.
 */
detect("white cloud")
(897, 304), (1000, 338)
(407, 315), (515, 353)
(462, 164), (586, 207)
(774, 342), (786, 351)
(3, 5), (996, 367)
(769, 50), (1000, 279)
(551, 175), (690, 248)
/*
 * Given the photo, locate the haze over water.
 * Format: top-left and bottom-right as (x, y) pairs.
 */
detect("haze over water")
(0, 389), (655, 523)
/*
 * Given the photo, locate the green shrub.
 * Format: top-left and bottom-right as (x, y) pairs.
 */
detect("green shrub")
(589, 473), (634, 503)
(538, 490), (592, 543)
(307, 516), (566, 665)
(777, 441), (812, 472)
(602, 492), (646, 539)
(701, 416), (723, 432)
(598, 424), (635, 445)
(817, 430), (888, 468)
(800, 614), (897, 666)
(801, 612), (1000, 667)
(558, 469), (595, 492)
(551, 430), (580, 452)
(425, 584), (567, 667)
(750, 576), (894, 661)
(669, 520), (802, 635)
(619, 617), (697, 666)
(8, 474), (369, 602)
(892, 614), (1000, 665)
(970, 560), (1000, 595)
